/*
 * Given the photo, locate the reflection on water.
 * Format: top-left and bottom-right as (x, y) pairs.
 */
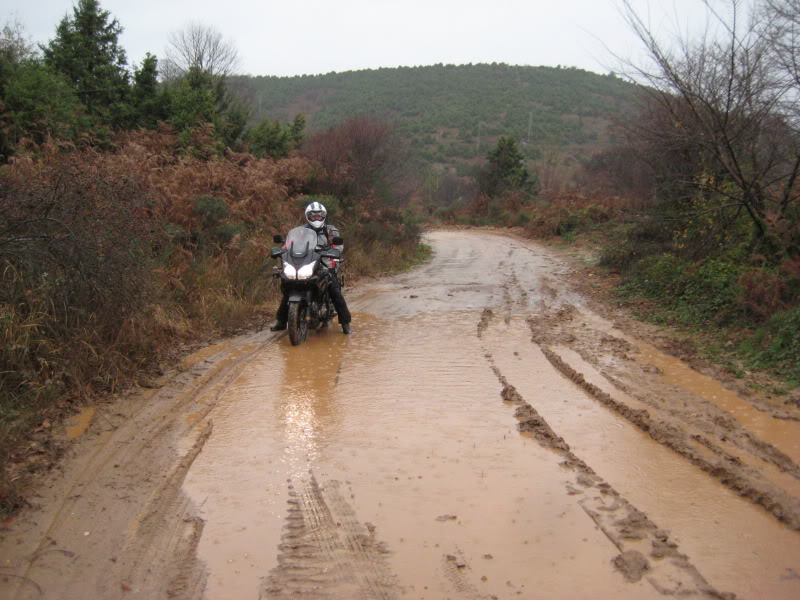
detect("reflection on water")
(274, 319), (368, 473)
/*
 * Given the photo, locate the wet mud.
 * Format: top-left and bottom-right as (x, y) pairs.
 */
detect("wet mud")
(2, 230), (800, 599)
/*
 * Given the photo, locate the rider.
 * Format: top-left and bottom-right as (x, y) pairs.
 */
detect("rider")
(271, 201), (352, 334)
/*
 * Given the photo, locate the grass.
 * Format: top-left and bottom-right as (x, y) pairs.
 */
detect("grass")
(614, 266), (800, 391)
(410, 242), (434, 268)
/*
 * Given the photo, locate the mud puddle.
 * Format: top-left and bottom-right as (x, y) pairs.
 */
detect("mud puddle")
(637, 341), (800, 464)
(570, 307), (800, 470)
(183, 311), (660, 599)
(484, 317), (800, 599)
(64, 406), (96, 439)
(554, 344), (800, 501)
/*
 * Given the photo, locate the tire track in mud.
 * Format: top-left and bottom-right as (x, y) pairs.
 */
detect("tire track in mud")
(597, 357), (800, 480)
(520, 266), (800, 532)
(537, 311), (800, 483)
(475, 282), (731, 597)
(480, 349), (733, 598)
(114, 420), (213, 598)
(3, 332), (282, 600)
(597, 359), (800, 489)
(533, 332), (800, 531)
(441, 549), (492, 600)
(262, 472), (396, 600)
(496, 258), (529, 325)
(477, 308), (494, 339)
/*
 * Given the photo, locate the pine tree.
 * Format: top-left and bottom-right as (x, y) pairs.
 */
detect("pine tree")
(0, 19), (86, 160)
(289, 114), (306, 148)
(245, 118), (290, 158)
(131, 53), (169, 128)
(481, 136), (539, 198)
(42, 0), (130, 127)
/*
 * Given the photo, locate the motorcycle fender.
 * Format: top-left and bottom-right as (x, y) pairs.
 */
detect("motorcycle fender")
(287, 293), (303, 303)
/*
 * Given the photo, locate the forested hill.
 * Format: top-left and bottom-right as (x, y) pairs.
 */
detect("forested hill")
(233, 63), (637, 167)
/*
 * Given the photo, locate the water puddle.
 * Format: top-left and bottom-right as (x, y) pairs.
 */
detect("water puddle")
(555, 345), (800, 499)
(64, 407), (96, 439)
(637, 342), (800, 465)
(183, 312), (657, 599)
(180, 232), (800, 599)
(486, 319), (800, 599)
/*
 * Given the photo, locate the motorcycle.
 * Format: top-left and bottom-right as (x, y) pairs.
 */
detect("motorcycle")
(271, 227), (344, 346)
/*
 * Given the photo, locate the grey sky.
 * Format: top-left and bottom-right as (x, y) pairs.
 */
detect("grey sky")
(4, 0), (719, 77)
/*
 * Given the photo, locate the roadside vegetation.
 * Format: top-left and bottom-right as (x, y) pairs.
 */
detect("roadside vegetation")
(0, 1), (420, 512)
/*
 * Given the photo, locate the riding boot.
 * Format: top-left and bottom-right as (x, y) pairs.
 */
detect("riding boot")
(327, 271), (351, 325)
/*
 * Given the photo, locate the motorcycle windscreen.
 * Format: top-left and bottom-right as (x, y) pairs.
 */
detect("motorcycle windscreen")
(285, 227), (318, 259)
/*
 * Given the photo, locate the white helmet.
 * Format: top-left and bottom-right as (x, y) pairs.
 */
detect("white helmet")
(304, 201), (327, 230)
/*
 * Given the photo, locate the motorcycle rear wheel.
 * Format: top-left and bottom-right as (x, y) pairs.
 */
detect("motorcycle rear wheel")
(288, 302), (308, 346)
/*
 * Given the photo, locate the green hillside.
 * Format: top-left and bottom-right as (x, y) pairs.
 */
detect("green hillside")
(233, 63), (637, 169)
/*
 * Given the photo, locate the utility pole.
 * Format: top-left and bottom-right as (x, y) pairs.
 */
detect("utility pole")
(527, 111), (532, 144)
(476, 122), (482, 157)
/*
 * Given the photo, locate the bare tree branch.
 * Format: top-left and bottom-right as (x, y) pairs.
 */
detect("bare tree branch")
(614, 0), (800, 256)
(162, 21), (240, 81)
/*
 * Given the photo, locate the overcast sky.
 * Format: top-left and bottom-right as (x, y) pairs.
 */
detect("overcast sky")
(4, 0), (723, 77)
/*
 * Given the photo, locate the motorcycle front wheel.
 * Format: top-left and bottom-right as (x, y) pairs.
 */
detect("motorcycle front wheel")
(288, 302), (308, 346)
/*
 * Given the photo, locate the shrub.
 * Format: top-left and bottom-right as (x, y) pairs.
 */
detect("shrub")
(626, 253), (688, 297)
(742, 304), (800, 384)
(600, 216), (672, 272)
(623, 255), (744, 325)
(738, 267), (786, 321)
(683, 259), (744, 324)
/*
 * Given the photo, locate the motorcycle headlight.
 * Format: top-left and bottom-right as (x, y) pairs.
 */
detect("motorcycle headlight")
(283, 263), (297, 279)
(297, 263), (315, 280)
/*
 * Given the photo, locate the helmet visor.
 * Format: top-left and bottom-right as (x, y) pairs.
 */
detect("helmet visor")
(308, 211), (326, 222)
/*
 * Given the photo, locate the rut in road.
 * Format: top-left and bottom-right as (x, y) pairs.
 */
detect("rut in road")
(479, 322), (728, 597)
(475, 240), (800, 598)
(520, 285), (800, 530)
(262, 473), (396, 599)
(490, 248), (800, 529)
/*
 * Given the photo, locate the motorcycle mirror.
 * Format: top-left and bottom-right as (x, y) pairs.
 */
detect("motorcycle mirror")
(332, 236), (344, 245)
(271, 246), (286, 258)
(273, 234), (284, 244)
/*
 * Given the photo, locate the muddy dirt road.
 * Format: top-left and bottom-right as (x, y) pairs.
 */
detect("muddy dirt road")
(3, 230), (800, 599)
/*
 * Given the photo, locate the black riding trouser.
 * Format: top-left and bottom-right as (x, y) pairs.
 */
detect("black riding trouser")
(276, 270), (351, 324)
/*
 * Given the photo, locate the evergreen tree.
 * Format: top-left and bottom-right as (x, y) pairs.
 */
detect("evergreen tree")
(244, 114), (305, 159)
(480, 136), (539, 198)
(0, 20), (86, 160)
(1, 61), (85, 157)
(245, 118), (291, 158)
(168, 66), (218, 134)
(289, 113), (306, 147)
(219, 102), (249, 149)
(130, 53), (169, 128)
(42, 0), (130, 127)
